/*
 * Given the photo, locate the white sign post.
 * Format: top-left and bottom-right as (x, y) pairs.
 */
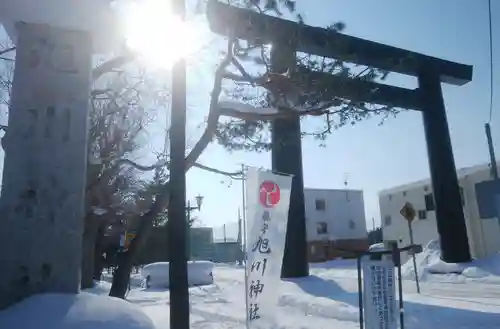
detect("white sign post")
(362, 260), (398, 329)
(244, 167), (292, 329)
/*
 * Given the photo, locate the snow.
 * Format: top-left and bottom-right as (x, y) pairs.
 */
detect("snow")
(141, 261), (214, 288)
(3, 256), (500, 329)
(129, 263), (500, 329)
(401, 239), (500, 284)
(0, 292), (155, 329)
(218, 100), (279, 116)
(92, 207), (108, 216)
(368, 243), (386, 251)
(217, 100), (323, 118)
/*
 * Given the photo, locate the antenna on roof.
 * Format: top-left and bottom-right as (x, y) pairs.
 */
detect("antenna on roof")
(343, 173), (349, 187)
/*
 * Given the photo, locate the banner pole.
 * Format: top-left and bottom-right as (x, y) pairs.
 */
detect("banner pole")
(241, 164), (250, 328)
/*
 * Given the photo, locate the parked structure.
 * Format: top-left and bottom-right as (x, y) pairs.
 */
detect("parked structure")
(304, 188), (369, 262)
(190, 227), (215, 260)
(379, 162), (500, 262)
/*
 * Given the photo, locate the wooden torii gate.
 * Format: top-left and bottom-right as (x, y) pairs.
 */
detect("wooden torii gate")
(206, 0), (473, 278)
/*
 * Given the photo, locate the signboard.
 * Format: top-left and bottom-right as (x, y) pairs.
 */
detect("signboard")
(362, 260), (397, 329)
(245, 167), (292, 328)
(400, 202), (416, 223)
(124, 232), (136, 249)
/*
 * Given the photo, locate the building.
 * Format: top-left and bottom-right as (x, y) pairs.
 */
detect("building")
(304, 188), (369, 262)
(190, 227), (215, 260)
(379, 162), (500, 262)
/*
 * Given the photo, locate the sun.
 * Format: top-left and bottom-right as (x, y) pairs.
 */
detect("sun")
(119, 0), (202, 69)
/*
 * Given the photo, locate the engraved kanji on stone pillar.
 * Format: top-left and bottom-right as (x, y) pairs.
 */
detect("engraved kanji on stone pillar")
(0, 22), (92, 309)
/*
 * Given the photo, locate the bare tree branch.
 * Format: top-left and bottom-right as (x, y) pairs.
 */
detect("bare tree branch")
(0, 47), (15, 57)
(184, 38), (235, 168)
(110, 39), (239, 297)
(193, 162), (243, 179)
(119, 157), (242, 178)
(92, 54), (135, 81)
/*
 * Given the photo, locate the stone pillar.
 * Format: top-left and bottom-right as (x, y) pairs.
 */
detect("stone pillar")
(0, 22), (92, 309)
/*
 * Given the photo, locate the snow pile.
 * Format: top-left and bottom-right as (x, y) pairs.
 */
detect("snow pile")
(141, 261), (214, 288)
(368, 243), (386, 251)
(402, 239), (500, 282)
(0, 293), (155, 329)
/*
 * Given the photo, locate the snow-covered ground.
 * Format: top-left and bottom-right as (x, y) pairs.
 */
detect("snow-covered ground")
(141, 261), (214, 288)
(95, 244), (500, 329)
(0, 292), (156, 329)
(2, 242), (500, 329)
(92, 260), (500, 329)
(401, 240), (500, 284)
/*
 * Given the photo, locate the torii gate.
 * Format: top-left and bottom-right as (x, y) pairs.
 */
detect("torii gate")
(206, 0), (473, 278)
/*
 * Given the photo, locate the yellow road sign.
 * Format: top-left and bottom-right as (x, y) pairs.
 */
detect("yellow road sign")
(124, 232), (136, 249)
(400, 202), (416, 223)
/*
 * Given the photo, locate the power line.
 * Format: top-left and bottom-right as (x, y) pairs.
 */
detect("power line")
(487, 0), (494, 123)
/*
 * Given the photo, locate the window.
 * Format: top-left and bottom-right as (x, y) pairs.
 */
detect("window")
(384, 215), (392, 226)
(418, 210), (427, 220)
(388, 194), (392, 201)
(402, 191), (407, 197)
(315, 199), (326, 211)
(316, 222), (328, 234)
(425, 193), (435, 211)
(348, 220), (356, 230)
(424, 186), (429, 192)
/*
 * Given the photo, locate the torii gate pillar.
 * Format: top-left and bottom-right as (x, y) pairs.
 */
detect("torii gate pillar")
(419, 68), (471, 262)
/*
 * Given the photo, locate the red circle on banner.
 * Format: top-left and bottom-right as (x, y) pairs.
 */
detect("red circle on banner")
(259, 181), (281, 208)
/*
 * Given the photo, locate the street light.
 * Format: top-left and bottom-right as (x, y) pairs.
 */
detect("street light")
(195, 194), (204, 209)
(186, 195), (203, 220)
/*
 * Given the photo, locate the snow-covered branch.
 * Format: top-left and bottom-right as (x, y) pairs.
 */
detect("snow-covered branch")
(0, 47), (15, 57)
(92, 53), (135, 81)
(192, 163), (243, 179)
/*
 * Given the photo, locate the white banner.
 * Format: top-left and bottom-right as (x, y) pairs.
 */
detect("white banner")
(362, 260), (397, 329)
(244, 167), (292, 329)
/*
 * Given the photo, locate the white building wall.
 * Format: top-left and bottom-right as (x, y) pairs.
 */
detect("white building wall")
(460, 165), (500, 258)
(379, 163), (500, 262)
(304, 188), (367, 242)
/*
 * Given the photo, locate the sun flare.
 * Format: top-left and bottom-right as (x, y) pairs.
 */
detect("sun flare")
(119, 0), (202, 68)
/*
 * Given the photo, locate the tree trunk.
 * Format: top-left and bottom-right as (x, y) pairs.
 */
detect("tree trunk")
(81, 216), (99, 290)
(109, 207), (161, 298)
(93, 224), (105, 281)
(109, 252), (130, 298)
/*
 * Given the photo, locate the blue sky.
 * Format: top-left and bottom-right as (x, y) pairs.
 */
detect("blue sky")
(0, 1), (498, 237)
(185, 0), (500, 233)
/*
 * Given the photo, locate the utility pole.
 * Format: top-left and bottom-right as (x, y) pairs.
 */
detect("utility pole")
(485, 123), (498, 180)
(167, 0), (189, 328)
